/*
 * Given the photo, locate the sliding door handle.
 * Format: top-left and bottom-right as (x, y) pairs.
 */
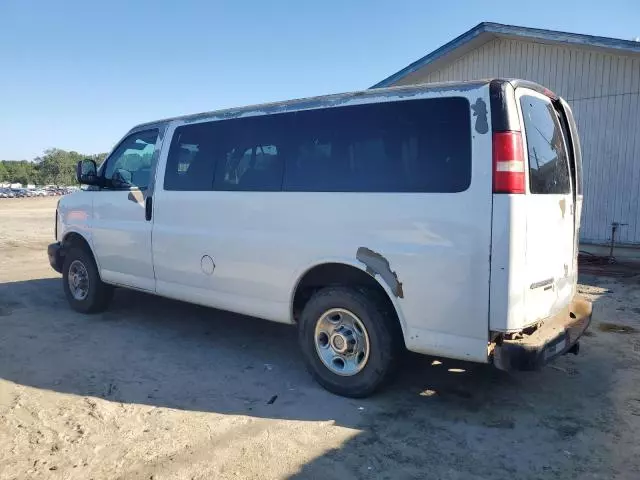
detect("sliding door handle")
(145, 196), (152, 221)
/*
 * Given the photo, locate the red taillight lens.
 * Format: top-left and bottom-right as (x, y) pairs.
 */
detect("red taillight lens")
(493, 131), (525, 194)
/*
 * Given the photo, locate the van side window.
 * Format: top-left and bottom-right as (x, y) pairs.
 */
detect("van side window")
(520, 96), (571, 194)
(104, 130), (158, 190)
(283, 98), (471, 193)
(214, 115), (288, 192)
(164, 123), (217, 191)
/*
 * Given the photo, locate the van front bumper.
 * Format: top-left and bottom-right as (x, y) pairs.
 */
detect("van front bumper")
(48, 242), (63, 273)
(493, 296), (592, 371)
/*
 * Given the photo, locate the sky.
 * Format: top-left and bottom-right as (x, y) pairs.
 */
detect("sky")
(0, 0), (638, 160)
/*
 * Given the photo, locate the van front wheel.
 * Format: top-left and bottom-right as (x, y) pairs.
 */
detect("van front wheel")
(298, 286), (400, 397)
(62, 247), (113, 314)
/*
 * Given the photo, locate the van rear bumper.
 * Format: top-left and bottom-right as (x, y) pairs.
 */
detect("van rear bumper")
(493, 296), (592, 371)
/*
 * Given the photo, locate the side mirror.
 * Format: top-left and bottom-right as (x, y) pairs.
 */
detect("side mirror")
(76, 159), (99, 185)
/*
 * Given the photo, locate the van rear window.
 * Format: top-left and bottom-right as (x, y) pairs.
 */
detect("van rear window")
(520, 95), (571, 194)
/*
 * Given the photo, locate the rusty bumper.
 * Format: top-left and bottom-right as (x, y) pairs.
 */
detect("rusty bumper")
(493, 296), (592, 371)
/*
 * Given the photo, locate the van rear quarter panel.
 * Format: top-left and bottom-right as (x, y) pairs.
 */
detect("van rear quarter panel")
(152, 85), (494, 363)
(490, 87), (579, 333)
(489, 195), (528, 332)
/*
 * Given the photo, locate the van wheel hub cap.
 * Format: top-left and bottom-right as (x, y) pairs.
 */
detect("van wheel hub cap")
(314, 308), (370, 376)
(68, 260), (89, 301)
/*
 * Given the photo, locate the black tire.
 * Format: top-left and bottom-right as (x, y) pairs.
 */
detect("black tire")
(298, 286), (401, 398)
(62, 247), (113, 314)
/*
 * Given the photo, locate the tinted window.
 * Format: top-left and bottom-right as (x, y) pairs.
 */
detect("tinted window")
(165, 123), (218, 191)
(284, 97), (471, 192)
(214, 115), (288, 191)
(162, 98), (471, 193)
(520, 96), (571, 194)
(104, 130), (158, 189)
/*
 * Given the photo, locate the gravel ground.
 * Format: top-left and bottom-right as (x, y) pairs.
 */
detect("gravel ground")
(1, 197), (640, 480)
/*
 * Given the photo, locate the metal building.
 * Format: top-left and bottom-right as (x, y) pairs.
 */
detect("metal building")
(373, 23), (640, 246)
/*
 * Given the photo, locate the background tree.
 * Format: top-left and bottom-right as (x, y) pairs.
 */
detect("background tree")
(0, 161), (8, 182)
(1, 149), (108, 186)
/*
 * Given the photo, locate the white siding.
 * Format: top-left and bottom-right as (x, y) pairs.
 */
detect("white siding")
(395, 38), (640, 245)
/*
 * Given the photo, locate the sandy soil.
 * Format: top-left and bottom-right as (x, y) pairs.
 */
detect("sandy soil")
(1, 196), (639, 480)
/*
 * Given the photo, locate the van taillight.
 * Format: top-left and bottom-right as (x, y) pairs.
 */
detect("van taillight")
(492, 131), (525, 194)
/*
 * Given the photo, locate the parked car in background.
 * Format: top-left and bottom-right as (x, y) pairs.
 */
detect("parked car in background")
(0, 185), (79, 199)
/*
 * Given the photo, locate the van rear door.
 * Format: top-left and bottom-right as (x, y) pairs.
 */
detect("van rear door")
(558, 97), (584, 276)
(517, 89), (577, 325)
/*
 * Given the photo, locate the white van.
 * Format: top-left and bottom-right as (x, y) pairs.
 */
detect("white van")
(48, 79), (591, 397)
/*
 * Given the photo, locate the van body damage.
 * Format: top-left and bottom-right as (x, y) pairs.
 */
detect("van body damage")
(356, 247), (404, 298)
(492, 297), (591, 371)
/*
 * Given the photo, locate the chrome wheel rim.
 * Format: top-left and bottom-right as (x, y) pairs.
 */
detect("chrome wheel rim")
(68, 260), (89, 301)
(314, 308), (370, 376)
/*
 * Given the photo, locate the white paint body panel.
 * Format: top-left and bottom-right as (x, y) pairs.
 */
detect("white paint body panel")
(55, 82), (580, 365)
(149, 86), (494, 363)
(152, 191), (493, 361)
(518, 89), (576, 327)
(488, 195), (528, 332)
(57, 189), (155, 291)
(489, 89), (578, 332)
(56, 193), (95, 258)
(91, 190), (155, 291)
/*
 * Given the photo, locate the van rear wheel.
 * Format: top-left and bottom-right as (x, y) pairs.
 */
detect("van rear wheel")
(298, 286), (400, 397)
(62, 247), (113, 314)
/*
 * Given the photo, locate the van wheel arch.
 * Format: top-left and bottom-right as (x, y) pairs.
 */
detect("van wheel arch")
(291, 262), (405, 347)
(62, 231), (91, 252)
(61, 232), (100, 272)
(62, 231), (93, 256)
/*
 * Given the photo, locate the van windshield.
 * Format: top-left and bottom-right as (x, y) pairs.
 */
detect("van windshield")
(520, 95), (571, 194)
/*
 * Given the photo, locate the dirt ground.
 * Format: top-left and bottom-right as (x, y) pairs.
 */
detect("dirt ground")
(1, 197), (640, 480)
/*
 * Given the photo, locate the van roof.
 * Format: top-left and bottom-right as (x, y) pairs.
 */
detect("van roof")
(131, 79), (497, 131)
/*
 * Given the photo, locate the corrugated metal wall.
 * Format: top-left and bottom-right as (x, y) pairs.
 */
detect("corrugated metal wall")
(394, 38), (640, 245)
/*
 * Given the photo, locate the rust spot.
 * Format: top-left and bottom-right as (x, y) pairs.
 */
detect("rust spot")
(356, 247), (404, 298)
(559, 198), (566, 218)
